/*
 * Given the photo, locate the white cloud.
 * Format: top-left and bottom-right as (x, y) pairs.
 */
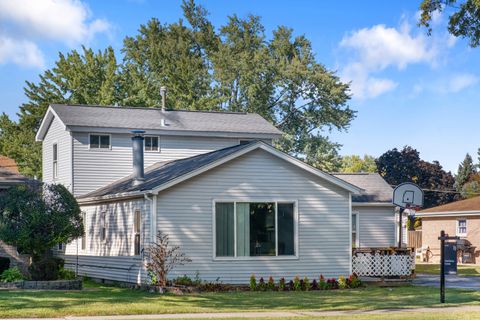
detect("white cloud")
(0, 0), (111, 68)
(338, 19), (446, 100)
(0, 35), (45, 68)
(449, 73), (478, 92)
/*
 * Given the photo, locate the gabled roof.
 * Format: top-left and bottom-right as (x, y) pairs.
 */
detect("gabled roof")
(417, 196), (480, 217)
(36, 104), (282, 141)
(332, 173), (393, 204)
(79, 141), (361, 203)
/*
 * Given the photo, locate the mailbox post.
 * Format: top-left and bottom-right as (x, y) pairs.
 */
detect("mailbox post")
(438, 230), (459, 303)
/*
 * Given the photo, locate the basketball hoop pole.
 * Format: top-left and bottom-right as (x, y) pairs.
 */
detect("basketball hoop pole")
(398, 207), (405, 248)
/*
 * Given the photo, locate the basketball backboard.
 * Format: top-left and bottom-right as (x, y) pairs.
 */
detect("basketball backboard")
(393, 182), (424, 209)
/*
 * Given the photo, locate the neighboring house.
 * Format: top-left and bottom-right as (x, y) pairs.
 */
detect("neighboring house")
(0, 156), (32, 272)
(36, 104), (395, 284)
(332, 173), (396, 248)
(417, 196), (480, 264)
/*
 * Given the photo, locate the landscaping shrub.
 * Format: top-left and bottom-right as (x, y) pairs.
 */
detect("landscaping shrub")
(303, 276), (311, 291)
(326, 278), (339, 290)
(347, 273), (362, 288)
(0, 257), (10, 275)
(249, 274), (256, 291)
(278, 277), (286, 291)
(338, 276), (347, 289)
(293, 276), (301, 291)
(58, 267), (76, 280)
(319, 275), (327, 290)
(0, 267), (24, 282)
(267, 276), (275, 291)
(29, 257), (60, 281)
(173, 275), (194, 286)
(311, 279), (318, 290)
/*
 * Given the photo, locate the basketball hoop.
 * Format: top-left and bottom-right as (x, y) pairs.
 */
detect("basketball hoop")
(393, 182), (424, 248)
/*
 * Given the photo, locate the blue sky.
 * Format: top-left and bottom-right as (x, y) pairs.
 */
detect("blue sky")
(0, 0), (479, 173)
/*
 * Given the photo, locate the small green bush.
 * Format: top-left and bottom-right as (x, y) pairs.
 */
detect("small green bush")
(338, 275), (347, 289)
(249, 274), (256, 291)
(0, 267), (24, 282)
(293, 276), (301, 291)
(29, 257), (60, 280)
(278, 277), (286, 291)
(173, 274), (194, 286)
(0, 257), (10, 274)
(267, 276), (275, 291)
(58, 267), (76, 280)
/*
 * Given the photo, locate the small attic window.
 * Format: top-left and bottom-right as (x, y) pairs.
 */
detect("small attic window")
(145, 136), (160, 152)
(89, 134), (111, 149)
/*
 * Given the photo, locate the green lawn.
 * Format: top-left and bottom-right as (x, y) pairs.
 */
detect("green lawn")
(0, 281), (479, 318)
(196, 313), (480, 320)
(416, 263), (480, 276)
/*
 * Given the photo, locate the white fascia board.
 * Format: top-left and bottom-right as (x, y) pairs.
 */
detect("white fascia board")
(416, 210), (480, 218)
(35, 106), (67, 141)
(67, 125), (282, 140)
(77, 190), (146, 205)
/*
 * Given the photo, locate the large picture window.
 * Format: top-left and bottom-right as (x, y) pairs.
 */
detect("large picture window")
(215, 201), (296, 258)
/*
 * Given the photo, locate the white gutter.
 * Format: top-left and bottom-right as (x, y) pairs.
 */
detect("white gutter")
(416, 210), (480, 218)
(352, 202), (395, 207)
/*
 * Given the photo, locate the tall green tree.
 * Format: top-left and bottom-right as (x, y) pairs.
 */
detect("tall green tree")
(0, 47), (120, 177)
(419, 0), (480, 47)
(455, 153), (476, 191)
(376, 146), (458, 208)
(340, 155), (377, 173)
(2, 0), (354, 176)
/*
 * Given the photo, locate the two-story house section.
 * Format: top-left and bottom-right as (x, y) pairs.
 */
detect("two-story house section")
(35, 104), (283, 196)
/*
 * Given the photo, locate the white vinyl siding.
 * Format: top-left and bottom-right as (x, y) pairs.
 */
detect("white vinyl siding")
(42, 116), (72, 190)
(355, 206), (396, 248)
(72, 133), (244, 196)
(155, 149), (351, 284)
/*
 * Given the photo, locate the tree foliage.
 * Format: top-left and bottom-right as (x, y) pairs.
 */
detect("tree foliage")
(376, 146), (458, 208)
(0, 0), (354, 177)
(0, 183), (83, 258)
(455, 153), (477, 191)
(419, 0), (480, 47)
(340, 155), (377, 173)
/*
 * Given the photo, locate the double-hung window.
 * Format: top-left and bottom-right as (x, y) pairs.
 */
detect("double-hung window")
(145, 136), (159, 152)
(81, 212), (86, 250)
(215, 201), (296, 258)
(89, 134), (110, 149)
(457, 219), (467, 237)
(134, 210), (141, 255)
(352, 212), (359, 248)
(52, 143), (58, 179)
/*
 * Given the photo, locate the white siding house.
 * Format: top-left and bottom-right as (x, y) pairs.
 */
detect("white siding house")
(36, 104), (396, 284)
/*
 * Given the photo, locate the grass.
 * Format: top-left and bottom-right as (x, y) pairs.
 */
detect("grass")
(416, 263), (480, 276)
(194, 313), (480, 320)
(0, 281), (479, 318)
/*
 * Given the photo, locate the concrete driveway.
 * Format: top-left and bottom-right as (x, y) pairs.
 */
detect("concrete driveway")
(414, 273), (480, 290)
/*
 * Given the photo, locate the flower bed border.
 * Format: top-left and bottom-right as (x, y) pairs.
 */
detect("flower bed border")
(0, 279), (82, 290)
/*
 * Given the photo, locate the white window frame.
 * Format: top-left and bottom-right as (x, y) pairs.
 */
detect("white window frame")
(52, 142), (58, 179)
(133, 209), (141, 256)
(144, 136), (160, 152)
(457, 219), (467, 237)
(212, 199), (299, 261)
(88, 133), (112, 150)
(57, 243), (63, 250)
(352, 211), (360, 248)
(81, 212), (87, 251)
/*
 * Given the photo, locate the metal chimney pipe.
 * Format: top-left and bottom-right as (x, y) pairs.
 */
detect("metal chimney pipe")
(131, 130), (145, 185)
(160, 86), (167, 112)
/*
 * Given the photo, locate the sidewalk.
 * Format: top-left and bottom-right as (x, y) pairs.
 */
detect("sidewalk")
(8, 306), (480, 320)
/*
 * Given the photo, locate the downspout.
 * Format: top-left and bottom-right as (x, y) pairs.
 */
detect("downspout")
(144, 193), (157, 243)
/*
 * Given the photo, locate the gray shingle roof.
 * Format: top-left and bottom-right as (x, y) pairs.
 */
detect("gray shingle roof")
(332, 173), (393, 203)
(79, 142), (254, 199)
(0, 167), (32, 187)
(50, 104), (282, 136)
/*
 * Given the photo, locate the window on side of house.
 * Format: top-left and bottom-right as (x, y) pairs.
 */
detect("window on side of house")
(352, 212), (359, 248)
(81, 212), (86, 250)
(215, 201), (296, 258)
(457, 219), (467, 236)
(89, 134), (111, 149)
(100, 212), (107, 241)
(53, 143), (58, 179)
(145, 136), (160, 152)
(134, 210), (141, 255)
(58, 243), (63, 250)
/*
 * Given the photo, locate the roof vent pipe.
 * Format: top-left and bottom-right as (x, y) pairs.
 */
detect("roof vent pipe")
(160, 86), (167, 112)
(131, 130), (145, 186)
